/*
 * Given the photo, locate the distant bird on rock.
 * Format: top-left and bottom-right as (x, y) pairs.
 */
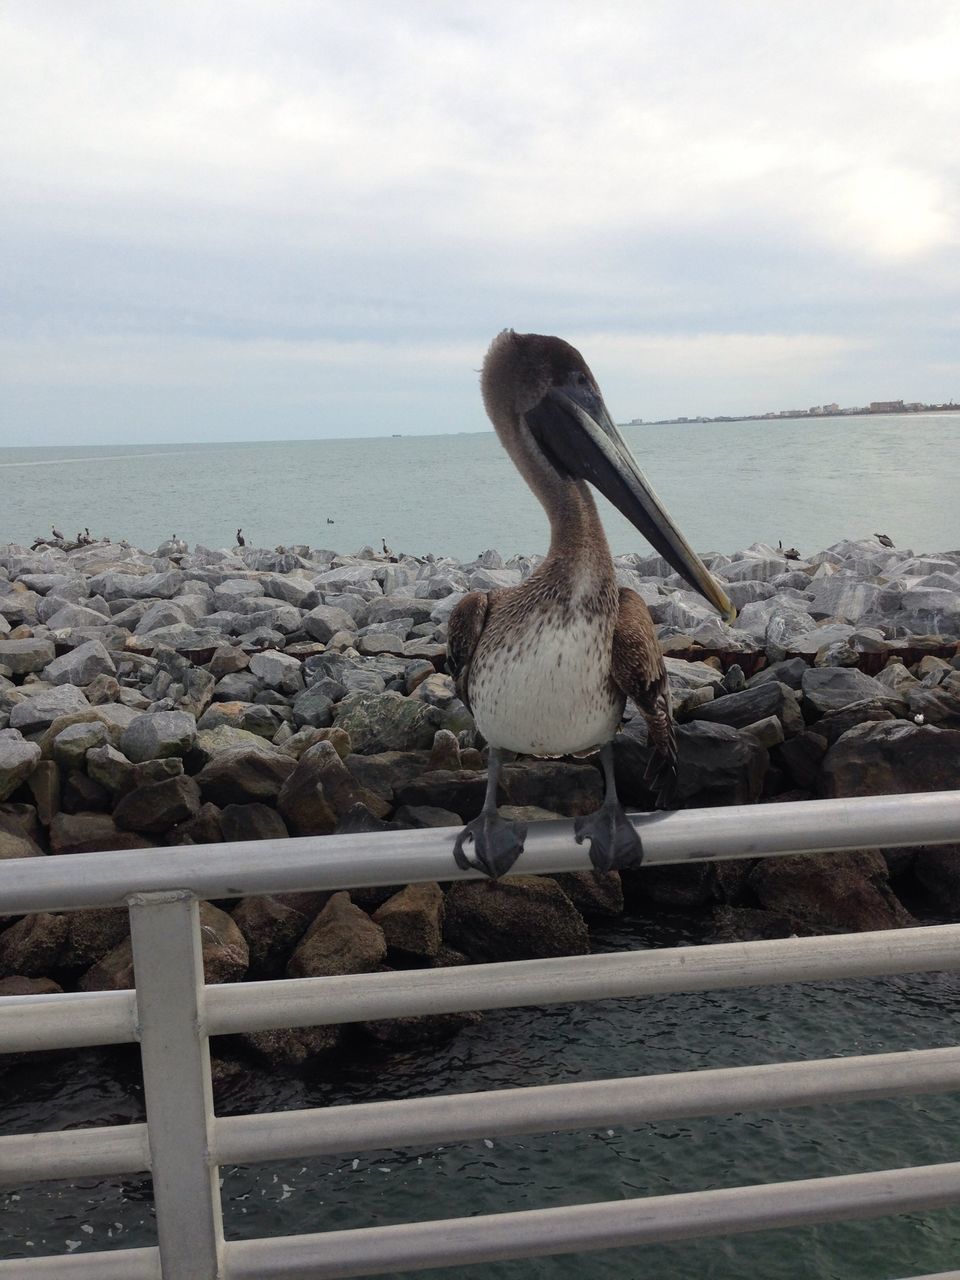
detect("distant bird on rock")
(382, 538), (395, 558)
(875, 532), (895, 548)
(51, 525), (64, 541)
(778, 540), (800, 561)
(236, 528), (245, 546)
(326, 517), (335, 524)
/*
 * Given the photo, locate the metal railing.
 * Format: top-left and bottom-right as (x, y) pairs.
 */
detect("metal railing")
(1, 790), (960, 1279)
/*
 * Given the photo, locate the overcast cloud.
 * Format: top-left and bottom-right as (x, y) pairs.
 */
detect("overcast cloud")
(2, 0), (959, 444)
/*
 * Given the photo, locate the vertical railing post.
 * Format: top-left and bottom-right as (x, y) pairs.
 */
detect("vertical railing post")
(128, 891), (224, 1278)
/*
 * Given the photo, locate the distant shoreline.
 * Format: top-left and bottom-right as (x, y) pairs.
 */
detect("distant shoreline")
(636, 405), (960, 427)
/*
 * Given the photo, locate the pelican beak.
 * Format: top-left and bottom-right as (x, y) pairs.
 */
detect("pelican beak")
(526, 386), (736, 623)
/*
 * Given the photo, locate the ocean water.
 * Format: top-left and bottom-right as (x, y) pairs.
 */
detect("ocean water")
(1, 413), (959, 560)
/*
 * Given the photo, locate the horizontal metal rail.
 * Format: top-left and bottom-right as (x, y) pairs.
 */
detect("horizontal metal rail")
(2, 789), (960, 1279)
(6, 918), (960, 1054)
(7, 1042), (960, 1186)
(0, 790), (957, 914)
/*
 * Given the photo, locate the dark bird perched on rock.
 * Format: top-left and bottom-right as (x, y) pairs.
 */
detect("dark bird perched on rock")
(326, 517), (335, 524)
(779, 540), (800, 560)
(446, 330), (734, 878)
(236, 528), (245, 546)
(875, 532), (895, 548)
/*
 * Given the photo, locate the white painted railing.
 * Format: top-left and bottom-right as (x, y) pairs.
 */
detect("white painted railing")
(1, 790), (960, 1279)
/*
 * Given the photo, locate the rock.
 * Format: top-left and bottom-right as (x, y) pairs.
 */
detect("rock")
(712, 906), (798, 942)
(81, 901), (248, 990)
(280, 725), (352, 760)
(242, 1024), (342, 1068)
(291, 685), (334, 729)
(303, 604), (358, 643)
(501, 760), (604, 816)
(0, 813), (45, 859)
(801, 668), (906, 718)
(747, 657), (810, 691)
(685, 681), (803, 735)
(0, 637), (56, 675)
(428, 728), (461, 771)
(774, 731), (828, 790)
(49, 811), (157, 855)
(907, 686), (960, 729)
(192, 724), (279, 765)
(196, 748), (296, 807)
(248, 649), (304, 693)
(913, 845), (960, 914)
(0, 913), (69, 977)
(168, 801), (224, 846)
(277, 744), (351, 836)
(10, 685), (91, 733)
(748, 849), (914, 932)
(813, 704), (898, 746)
(219, 803), (290, 843)
(740, 715), (786, 750)
(444, 877), (589, 962)
(52, 720), (110, 771)
(120, 709), (198, 762)
(334, 691), (443, 754)
(372, 883), (445, 961)
(820, 722), (960, 797)
(548, 870), (624, 920)
(44, 639), (117, 686)
(345, 750), (432, 802)
(675, 722), (768, 805)
(361, 1000), (481, 1047)
(393, 804), (462, 827)
(0, 976), (64, 995)
(58, 908), (129, 971)
(207, 645), (251, 678)
(113, 775), (202, 833)
(61, 769), (112, 814)
(0, 730), (41, 801)
(85, 673), (122, 705)
(231, 895), (311, 977)
(287, 892), (387, 978)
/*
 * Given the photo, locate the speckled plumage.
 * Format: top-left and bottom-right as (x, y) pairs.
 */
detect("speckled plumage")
(447, 329), (678, 803)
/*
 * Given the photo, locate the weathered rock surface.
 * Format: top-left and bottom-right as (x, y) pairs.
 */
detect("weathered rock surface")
(287, 891), (387, 978)
(444, 877), (589, 962)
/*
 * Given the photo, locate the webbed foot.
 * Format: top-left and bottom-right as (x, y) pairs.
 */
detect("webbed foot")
(574, 802), (644, 872)
(453, 812), (528, 878)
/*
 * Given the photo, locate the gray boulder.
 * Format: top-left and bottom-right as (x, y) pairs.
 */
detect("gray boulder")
(120, 709), (198, 762)
(10, 685), (91, 733)
(0, 730), (41, 801)
(0, 638), (56, 675)
(44, 639), (116, 687)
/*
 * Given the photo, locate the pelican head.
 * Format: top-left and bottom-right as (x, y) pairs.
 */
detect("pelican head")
(482, 330), (735, 623)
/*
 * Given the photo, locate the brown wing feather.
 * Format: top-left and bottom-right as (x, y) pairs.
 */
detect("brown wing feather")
(445, 590), (490, 713)
(610, 587), (677, 807)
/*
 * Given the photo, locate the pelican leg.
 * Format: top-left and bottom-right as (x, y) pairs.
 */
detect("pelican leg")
(452, 747), (527, 878)
(574, 742), (645, 872)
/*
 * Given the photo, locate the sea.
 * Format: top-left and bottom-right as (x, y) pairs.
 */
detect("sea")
(1, 412), (959, 561)
(3, 413), (960, 1276)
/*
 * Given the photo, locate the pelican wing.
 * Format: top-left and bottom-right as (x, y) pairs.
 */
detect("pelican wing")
(611, 588), (677, 807)
(446, 591), (491, 712)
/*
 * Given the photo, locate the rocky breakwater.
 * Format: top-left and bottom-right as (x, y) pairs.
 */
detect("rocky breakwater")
(1, 534), (959, 1070)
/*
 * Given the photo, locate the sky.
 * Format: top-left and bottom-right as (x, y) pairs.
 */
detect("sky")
(2, 0), (959, 445)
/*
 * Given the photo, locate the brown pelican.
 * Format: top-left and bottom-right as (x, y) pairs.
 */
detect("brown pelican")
(778, 540), (800, 560)
(51, 525), (64, 541)
(236, 528), (245, 547)
(447, 331), (734, 877)
(875, 532), (895, 548)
